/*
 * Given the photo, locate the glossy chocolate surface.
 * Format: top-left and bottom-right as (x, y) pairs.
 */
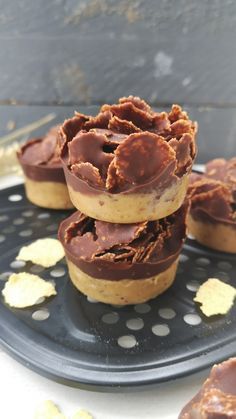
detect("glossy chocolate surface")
(60, 96), (197, 195)
(179, 358), (236, 418)
(17, 126), (66, 183)
(189, 158), (236, 227)
(58, 201), (188, 280)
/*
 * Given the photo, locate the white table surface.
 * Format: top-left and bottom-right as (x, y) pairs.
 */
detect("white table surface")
(0, 175), (208, 419)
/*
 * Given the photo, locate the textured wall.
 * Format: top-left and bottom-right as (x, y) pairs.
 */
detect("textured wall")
(1, 0), (236, 106)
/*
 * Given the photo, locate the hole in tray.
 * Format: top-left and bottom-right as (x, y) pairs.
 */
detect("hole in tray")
(30, 265), (45, 274)
(158, 308), (176, 320)
(192, 267), (207, 279)
(8, 194), (22, 202)
(10, 260), (26, 269)
(19, 229), (33, 237)
(46, 224), (58, 232)
(32, 308), (50, 321)
(22, 210), (34, 217)
(118, 335), (137, 349)
(217, 261), (232, 271)
(87, 296), (99, 303)
(134, 303), (151, 314)
(186, 280), (200, 292)
(0, 235), (6, 243)
(0, 215), (9, 222)
(50, 267), (66, 278)
(102, 312), (119, 325)
(195, 257), (210, 267)
(13, 218), (25, 225)
(0, 271), (13, 281)
(152, 324), (170, 336)
(38, 213), (50, 219)
(126, 318), (144, 330)
(179, 254), (189, 263)
(3, 226), (15, 234)
(214, 272), (230, 282)
(184, 313), (202, 326)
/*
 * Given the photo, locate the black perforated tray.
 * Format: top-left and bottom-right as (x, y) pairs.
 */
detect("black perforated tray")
(0, 184), (236, 391)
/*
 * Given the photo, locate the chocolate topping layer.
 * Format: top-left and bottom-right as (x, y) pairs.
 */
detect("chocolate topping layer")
(17, 126), (65, 183)
(179, 358), (236, 418)
(60, 96), (197, 195)
(58, 201), (188, 280)
(189, 158), (236, 227)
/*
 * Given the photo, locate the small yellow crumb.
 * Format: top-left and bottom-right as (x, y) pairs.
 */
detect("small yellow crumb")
(2, 272), (56, 308)
(194, 278), (236, 316)
(34, 400), (66, 419)
(16, 238), (65, 267)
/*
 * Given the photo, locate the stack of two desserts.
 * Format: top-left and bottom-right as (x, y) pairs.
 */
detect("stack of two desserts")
(58, 97), (197, 305)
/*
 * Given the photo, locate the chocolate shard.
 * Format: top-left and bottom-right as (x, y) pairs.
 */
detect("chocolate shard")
(60, 113), (89, 147)
(95, 220), (147, 250)
(113, 132), (176, 185)
(168, 104), (189, 123)
(71, 162), (105, 188)
(119, 95), (153, 113)
(101, 102), (153, 130)
(84, 111), (112, 129)
(152, 112), (171, 135)
(68, 131), (114, 179)
(108, 115), (142, 134)
(170, 119), (195, 138)
(169, 133), (195, 177)
(179, 358), (236, 419)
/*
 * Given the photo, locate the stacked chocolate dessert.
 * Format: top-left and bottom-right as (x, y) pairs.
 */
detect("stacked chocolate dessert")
(57, 96), (197, 305)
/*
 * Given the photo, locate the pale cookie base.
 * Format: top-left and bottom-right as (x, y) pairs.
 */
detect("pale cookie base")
(67, 259), (178, 305)
(25, 177), (74, 210)
(67, 174), (189, 223)
(187, 215), (236, 253)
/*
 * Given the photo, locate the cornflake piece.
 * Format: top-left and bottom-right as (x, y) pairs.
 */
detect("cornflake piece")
(16, 238), (65, 267)
(194, 278), (236, 316)
(72, 410), (93, 419)
(2, 272), (56, 308)
(34, 400), (66, 419)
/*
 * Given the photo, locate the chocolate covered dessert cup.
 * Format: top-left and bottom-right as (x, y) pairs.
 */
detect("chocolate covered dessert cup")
(59, 96), (197, 223)
(58, 201), (188, 305)
(188, 158), (236, 253)
(17, 126), (73, 209)
(179, 358), (236, 418)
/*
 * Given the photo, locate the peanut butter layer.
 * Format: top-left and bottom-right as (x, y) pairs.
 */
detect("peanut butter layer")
(17, 125), (65, 183)
(189, 158), (236, 228)
(58, 201), (188, 280)
(179, 358), (236, 418)
(60, 96), (197, 196)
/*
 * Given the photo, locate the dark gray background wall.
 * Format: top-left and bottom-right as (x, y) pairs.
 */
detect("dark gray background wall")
(0, 0), (235, 161)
